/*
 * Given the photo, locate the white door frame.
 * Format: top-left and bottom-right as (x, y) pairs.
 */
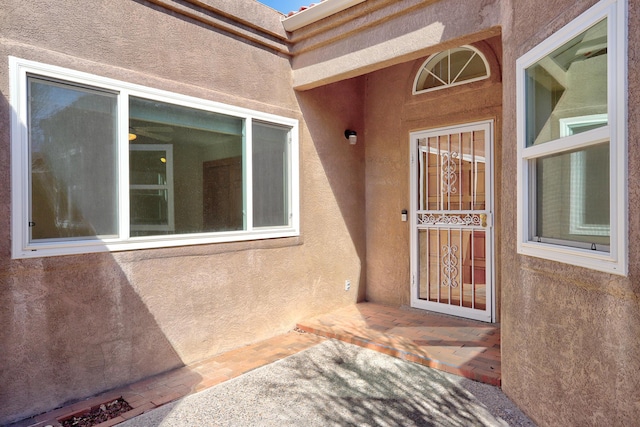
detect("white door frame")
(409, 120), (495, 323)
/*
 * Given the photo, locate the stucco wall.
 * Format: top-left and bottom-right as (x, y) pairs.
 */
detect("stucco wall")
(363, 37), (503, 311)
(290, 0), (502, 90)
(500, 0), (640, 425)
(290, 0), (640, 424)
(0, 0), (365, 423)
(296, 77), (368, 303)
(3, 0), (640, 425)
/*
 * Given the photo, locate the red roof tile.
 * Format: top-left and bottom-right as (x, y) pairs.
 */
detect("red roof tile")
(287, 0), (325, 17)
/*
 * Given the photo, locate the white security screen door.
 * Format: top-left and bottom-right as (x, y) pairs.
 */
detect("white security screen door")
(410, 121), (494, 322)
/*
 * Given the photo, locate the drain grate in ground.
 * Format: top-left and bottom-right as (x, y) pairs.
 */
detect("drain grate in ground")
(59, 397), (133, 427)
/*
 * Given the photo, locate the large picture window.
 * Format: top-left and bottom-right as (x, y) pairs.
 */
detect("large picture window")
(516, 0), (627, 274)
(10, 58), (299, 258)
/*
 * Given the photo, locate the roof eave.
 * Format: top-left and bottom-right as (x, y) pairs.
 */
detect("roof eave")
(281, 0), (366, 32)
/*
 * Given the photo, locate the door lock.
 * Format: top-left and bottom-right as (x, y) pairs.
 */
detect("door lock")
(480, 214), (487, 228)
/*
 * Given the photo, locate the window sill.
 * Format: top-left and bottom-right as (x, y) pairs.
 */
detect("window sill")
(13, 229), (301, 260)
(518, 241), (626, 276)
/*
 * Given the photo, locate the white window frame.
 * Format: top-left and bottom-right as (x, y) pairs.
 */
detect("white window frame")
(129, 144), (175, 234)
(559, 114), (611, 237)
(10, 57), (300, 259)
(515, 0), (627, 275)
(413, 45), (490, 95)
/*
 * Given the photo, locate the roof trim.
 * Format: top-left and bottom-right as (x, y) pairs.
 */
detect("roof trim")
(282, 0), (366, 32)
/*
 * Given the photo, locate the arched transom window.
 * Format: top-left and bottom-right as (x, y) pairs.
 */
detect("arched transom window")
(414, 46), (490, 94)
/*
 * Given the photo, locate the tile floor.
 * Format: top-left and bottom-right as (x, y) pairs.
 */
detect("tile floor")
(297, 303), (501, 386)
(12, 303), (500, 427)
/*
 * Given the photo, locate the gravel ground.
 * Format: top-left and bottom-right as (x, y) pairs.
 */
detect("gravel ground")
(120, 339), (536, 426)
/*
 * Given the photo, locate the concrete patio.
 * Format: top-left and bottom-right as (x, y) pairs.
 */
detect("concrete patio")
(12, 303), (503, 427)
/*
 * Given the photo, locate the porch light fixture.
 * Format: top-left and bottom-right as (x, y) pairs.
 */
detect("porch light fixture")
(344, 129), (357, 145)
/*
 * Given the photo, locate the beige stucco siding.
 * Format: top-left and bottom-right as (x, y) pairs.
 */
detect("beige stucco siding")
(2, 0), (640, 425)
(362, 37), (503, 314)
(290, 0), (503, 90)
(0, 0), (365, 423)
(290, 0), (640, 424)
(500, 0), (640, 425)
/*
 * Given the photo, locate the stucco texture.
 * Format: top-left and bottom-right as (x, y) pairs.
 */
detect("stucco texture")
(290, 0), (640, 424)
(3, 0), (640, 425)
(499, 0), (640, 425)
(290, 0), (502, 89)
(0, 0), (364, 423)
(363, 37), (503, 310)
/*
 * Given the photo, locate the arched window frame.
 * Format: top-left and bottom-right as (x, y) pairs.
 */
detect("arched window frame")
(413, 45), (491, 95)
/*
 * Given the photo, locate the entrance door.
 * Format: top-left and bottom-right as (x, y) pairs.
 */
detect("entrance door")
(410, 121), (494, 322)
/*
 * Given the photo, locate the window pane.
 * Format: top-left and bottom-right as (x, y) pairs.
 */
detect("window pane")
(129, 97), (244, 236)
(534, 142), (610, 251)
(525, 18), (608, 146)
(455, 53), (487, 82)
(130, 149), (168, 186)
(252, 122), (289, 227)
(130, 147), (173, 234)
(417, 69), (446, 91)
(415, 51), (449, 91)
(429, 56), (450, 85)
(130, 189), (169, 227)
(415, 47), (488, 92)
(449, 50), (475, 80)
(28, 77), (118, 241)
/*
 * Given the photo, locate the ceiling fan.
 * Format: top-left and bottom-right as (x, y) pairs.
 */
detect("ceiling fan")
(129, 126), (174, 142)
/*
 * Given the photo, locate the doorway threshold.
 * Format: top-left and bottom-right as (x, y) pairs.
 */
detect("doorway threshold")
(297, 302), (501, 386)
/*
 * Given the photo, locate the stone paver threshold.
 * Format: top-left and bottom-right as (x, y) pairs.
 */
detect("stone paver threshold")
(13, 303), (500, 427)
(296, 303), (501, 386)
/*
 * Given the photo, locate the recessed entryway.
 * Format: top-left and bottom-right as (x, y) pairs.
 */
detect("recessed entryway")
(410, 121), (495, 322)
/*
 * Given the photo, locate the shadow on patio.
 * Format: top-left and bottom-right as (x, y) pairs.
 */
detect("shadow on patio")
(13, 303), (501, 427)
(297, 302), (501, 386)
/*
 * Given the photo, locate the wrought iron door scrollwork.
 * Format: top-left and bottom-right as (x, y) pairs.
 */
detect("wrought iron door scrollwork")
(441, 151), (459, 195)
(441, 244), (459, 288)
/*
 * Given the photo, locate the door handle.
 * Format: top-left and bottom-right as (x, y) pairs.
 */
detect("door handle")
(480, 214), (487, 228)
